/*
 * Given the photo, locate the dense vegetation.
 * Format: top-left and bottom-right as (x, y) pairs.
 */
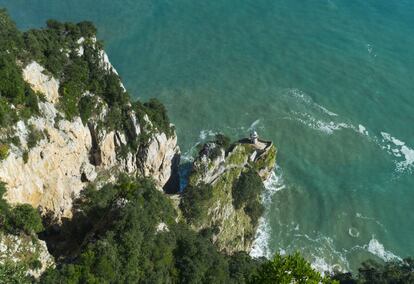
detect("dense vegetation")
(39, 177), (261, 283)
(0, 182), (43, 235)
(180, 183), (213, 224)
(332, 258), (414, 283)
(232, 168), (265, 227)
(0, 9), (41, 134)
(36, 176), (336, 283)
(0, 8), (173, 154)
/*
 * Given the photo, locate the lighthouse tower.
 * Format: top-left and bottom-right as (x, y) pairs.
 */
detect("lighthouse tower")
(250, 131), (258, 145)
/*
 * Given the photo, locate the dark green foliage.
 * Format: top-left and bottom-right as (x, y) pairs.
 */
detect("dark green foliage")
(0, 54), (25, 103)
(78, 95), (97, 124)
(0, 144), (9, 161)
(9, 204), (44, 234)
(0, 10), (42, 128)
(207, 133), (232, 160)
(0, 8), (23, 55)
(40, 177), (260, 283)
(27, 125), (45, 149)
(22, 151), (29, 164)
(180, 183), (213, 224)
(0, 182), (43, 235)
(332, 258), (414, 283)
(250, 252), (334, 284)
(215, 133), (231, 152)
(232, 168), (265, 226)
(134, 98), (174, 138)
(0, 261), (31, 284)
(228, 252), (263, 283)
(174, 225), (231, 283)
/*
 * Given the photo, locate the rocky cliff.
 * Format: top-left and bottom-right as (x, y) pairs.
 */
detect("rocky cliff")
(0, 53), (179, 223)
(0, 12), (279, 280)
(181, 138), (277, 253)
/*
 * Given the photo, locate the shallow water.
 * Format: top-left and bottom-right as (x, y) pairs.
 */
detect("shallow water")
(2, 0), (414, 272)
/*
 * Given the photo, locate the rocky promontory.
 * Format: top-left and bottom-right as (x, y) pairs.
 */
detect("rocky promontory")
(180, 135), (276, 253)
(0, 11), (276, 281)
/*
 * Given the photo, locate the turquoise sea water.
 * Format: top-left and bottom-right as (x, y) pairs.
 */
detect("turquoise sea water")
(2, 0), (414, 272)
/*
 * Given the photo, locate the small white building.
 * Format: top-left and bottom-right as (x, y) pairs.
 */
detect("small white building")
(250, 131), (258, 144)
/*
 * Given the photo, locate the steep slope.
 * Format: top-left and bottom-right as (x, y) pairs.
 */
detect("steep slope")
(181, 136), (276, 253)
(0, 16), (180, 222)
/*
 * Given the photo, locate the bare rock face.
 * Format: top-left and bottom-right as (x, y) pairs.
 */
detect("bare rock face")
(138, 132), (181, 190)
(22, 62), (60, 104)
(0, 112), (93, 220)
(0, 61), (180, 221)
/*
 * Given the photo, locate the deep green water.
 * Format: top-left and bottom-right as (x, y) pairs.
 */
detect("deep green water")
(2, 0), (414, 272)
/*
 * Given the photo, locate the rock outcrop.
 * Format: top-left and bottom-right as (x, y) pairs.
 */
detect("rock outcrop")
(185, 140), (276, 254)
(0, 232), (54, 278)
(0, 59), (180, 222)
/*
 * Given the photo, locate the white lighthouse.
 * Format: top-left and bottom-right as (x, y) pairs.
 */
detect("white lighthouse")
(250, 131), (258, 145)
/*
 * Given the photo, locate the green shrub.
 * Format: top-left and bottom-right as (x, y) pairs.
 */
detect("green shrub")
(22, 151), (29, 164)
(0, 54), (25, 104)
(0, 261), (31, 284)
(10, 204), (44, 234)
(27, 125), (45, 149)
(0, 144), (9, 160)
(251, 252), (335, 284)
(232, 168), (265, 226)
(180, 183), (213, 224)
(134, 99), (173, 138)
(332, 258), (414, 283)
(232, 168), (264, 209)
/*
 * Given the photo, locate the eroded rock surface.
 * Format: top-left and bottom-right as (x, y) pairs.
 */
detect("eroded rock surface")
(0, 61), (180, 221)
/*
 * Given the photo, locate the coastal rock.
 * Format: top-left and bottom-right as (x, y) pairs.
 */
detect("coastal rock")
(138, 132), (180, 190)
(185, 140), (276, 254)
(0, 61), (180, 221)
(22, 61), (60, 104)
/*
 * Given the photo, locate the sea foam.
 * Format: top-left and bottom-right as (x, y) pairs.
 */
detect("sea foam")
(250, 167), (285, 259)
(380, 132), (414, 172)
(365, 237), (402, 262)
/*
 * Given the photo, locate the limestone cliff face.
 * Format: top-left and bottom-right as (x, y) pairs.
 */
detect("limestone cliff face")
(186, 140), (276, 254)
(0, 60), (180, 221)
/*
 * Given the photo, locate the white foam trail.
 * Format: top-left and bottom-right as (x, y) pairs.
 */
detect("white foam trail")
(365, 237), (402, 262)
(358, 124), (369, 136)
(248, 119), (261, 131)
(311, 257), (342, 276)
(199, 129), (216, 141)
(250, 167), (285, 258)
(289, 89), (338, 116)
(380, 132), (414, 172)
(348, 227), (360, 238)
(292, 112), (351, 135)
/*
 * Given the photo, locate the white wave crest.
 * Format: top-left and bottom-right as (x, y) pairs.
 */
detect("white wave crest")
(199, 129), (217, 141)
(292, 112), (351, 135)
(365, 237), (402, 262)
(289, 89), (338, 116)
(250, 167), (285, 258)
(380, 132), (414, 172)
(311, 257), (343, 276)
(358, 124), (369, 136)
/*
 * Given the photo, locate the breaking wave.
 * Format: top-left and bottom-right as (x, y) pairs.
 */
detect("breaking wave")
(285, 88), (414, 173)
(250, 167), (285, 258)
(365, 237), (402, 262)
